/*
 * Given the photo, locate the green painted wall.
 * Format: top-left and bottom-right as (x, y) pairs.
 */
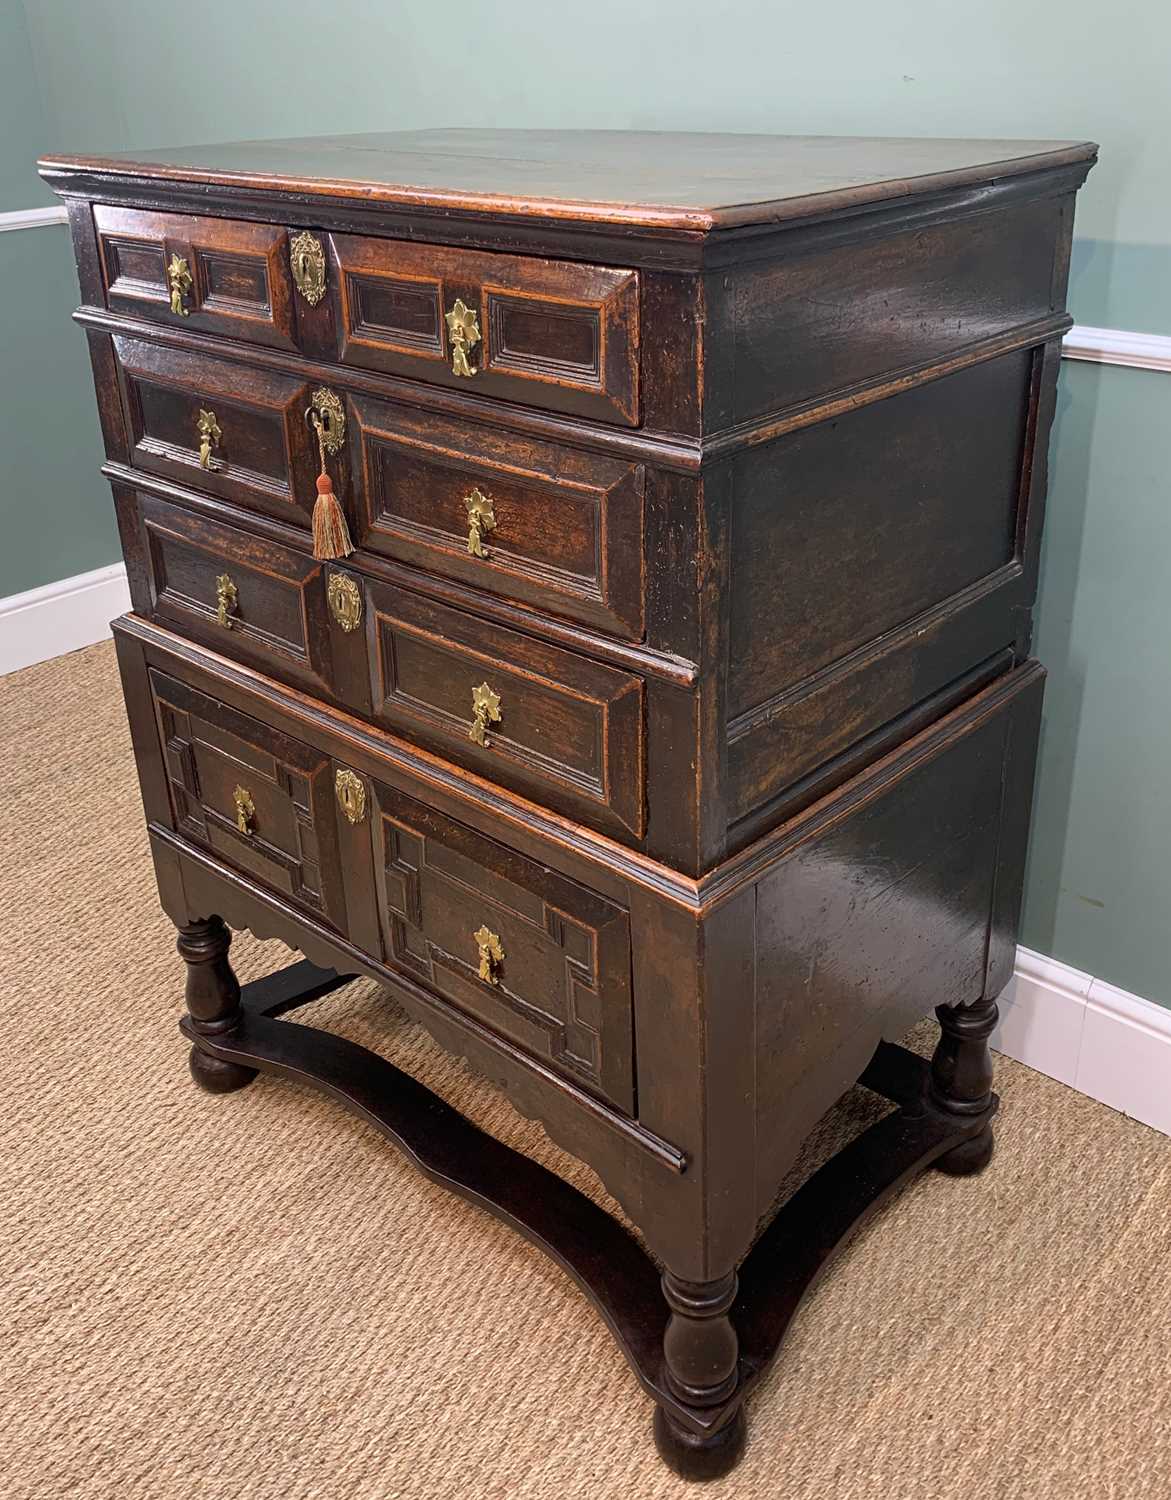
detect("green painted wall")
(0, 1), (113, 596)
(0, 229), (110, 591)
(1023, 362), (1171, 999)
(0, 0), (55, 211)
(4, 0), (1169, 1006)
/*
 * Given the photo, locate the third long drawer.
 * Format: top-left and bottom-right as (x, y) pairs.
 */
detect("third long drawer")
(116, 485), (649, 848)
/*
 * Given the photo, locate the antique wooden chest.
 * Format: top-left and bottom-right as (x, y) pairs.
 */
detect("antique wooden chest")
(43, 129), (1095, 1480)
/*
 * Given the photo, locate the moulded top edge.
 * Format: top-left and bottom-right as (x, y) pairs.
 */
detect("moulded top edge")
(38, 129), (1098, 235)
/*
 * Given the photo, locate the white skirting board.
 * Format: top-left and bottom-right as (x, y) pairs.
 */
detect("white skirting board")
(0, 561), (130, 676)
(993, 947), (1171, 1136)
(1062, 323), (1171, 373)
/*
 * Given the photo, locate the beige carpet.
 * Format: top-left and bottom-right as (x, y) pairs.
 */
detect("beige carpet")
(2, 640), (1170, 1500)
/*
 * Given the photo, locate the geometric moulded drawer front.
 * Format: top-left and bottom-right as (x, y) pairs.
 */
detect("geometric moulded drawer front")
(350, 394), (645, 640)
(93, 204), (299, 351)
(365, 578), (646, 841)
(134, 492), (336, 699)
(331, 232), (640, 427)
(369, 780), (635, 1115)
(148, 669), (348, 932)
(113, 334), (319, 528)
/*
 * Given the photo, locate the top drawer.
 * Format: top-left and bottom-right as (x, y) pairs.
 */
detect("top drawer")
(91, 207), (641, 428)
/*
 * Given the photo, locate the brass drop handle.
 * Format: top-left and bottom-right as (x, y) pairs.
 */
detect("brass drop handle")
(167, 253), (192, 316)
(445, 298), (481, 378)
(290, 231), (326, 305)
(474, 925), (504, 985)
(215, 572), (238, 628)
(197, 408), (222, 471)
(334, 767), (367, 824)
(233, 785), (256, 835)
(464, 488), (496, 559)
(468, 681), (502, 748)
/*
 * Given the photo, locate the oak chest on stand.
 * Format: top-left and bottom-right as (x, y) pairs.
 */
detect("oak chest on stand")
(43, 129), (1095, 1481)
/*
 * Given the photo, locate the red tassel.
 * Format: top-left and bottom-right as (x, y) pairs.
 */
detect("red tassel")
(312, 471), (354, 560)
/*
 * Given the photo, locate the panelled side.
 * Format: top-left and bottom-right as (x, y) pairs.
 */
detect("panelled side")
(723, 339), (1062, 840)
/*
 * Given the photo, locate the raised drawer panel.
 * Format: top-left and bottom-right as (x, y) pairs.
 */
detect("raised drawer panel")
(350, 394), (645, 639)
(331, 234), (640, 426)
(113, 335), (320, 526)
(365, 579), (645, 840)
(94, 205), (298, 350)
(148, 669), (348, 931)
(126, 491), (371, 710)
(369, 782), (635, 1114)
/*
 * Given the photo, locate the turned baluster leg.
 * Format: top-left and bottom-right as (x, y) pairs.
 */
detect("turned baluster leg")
(178, 916), (257, 1095)
(652, 1269), (746, 1481)
(930, 994), (997, 1175)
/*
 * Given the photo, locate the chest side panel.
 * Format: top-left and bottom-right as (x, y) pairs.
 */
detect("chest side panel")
(749, 665), (1044, 1210)
(723, 195), (1067, 427)
(724, 344), (1046, 828)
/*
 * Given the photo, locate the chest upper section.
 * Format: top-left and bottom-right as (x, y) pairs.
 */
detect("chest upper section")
(52, 130), (1092, 448)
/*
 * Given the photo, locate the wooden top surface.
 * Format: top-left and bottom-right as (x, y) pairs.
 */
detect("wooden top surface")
(41, 129), (1096, 232)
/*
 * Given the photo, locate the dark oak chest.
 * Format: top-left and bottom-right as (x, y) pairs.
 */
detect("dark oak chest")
(43, 128), (1095, 1481)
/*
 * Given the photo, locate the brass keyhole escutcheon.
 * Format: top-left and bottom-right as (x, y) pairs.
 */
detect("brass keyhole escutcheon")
(473, 925), (504, 986)
(233, 785), (256, 835)
(464, 488), (496, 559)
(215, 572), (237, 628)
(327, 572), (362, 633)
(468, 681), (502, 748)
(197, 408), (222, 471)
(445, 298), (481, 378)
(334, 767), (367, 824)
(290, 231), (326, 305)
(308, 387), (346, 455)
(167, 253), (192, 316)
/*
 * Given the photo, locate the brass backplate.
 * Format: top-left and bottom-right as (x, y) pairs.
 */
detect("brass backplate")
(233, 784), (256, 835)
(215, 572), (237, 627)
(334, 767), (367, 824)
(445, 298), (481, 378)
(327, 571), (362, 632)
(198, 408), (222, 471)
(167, 253), (192, 316)
(310, 387), (346, 455)
(473, 925), (505, 985)
(290, 231), (326, 305)
(464, 487), (497, 558)
(468, 681), (502, 747)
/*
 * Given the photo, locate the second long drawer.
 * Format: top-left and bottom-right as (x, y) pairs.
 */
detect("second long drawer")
(109, 332), (647, 642)
(119, 489), (646, 843)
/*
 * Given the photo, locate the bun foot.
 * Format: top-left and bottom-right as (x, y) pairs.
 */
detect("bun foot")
(653, 1404), (747, 1482)
(189, 1044), (258, 1095)
(934, 1123), (994, 1176)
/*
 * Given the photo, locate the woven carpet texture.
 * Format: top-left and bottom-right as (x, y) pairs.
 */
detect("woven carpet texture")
(2, 641), (1169, 1499)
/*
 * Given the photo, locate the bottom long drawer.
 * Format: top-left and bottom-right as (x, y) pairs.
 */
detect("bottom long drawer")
(135, 645), (637, 1117)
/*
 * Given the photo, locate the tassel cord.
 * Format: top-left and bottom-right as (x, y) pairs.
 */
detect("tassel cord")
(309, 410), (355, 561)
